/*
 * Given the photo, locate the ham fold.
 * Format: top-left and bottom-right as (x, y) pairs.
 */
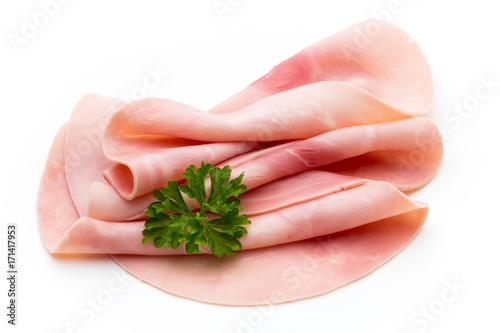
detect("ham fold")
(103, 18), (434, 200)
(113, 206), (427, 305)
(37, 20), (442, 306)
(88, 117), (442, 222)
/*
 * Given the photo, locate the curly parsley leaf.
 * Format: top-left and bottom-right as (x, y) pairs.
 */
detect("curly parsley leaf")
(142, 162), (251, 257)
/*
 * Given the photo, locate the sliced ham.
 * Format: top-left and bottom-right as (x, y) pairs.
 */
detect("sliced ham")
(208, 19), (433, 115)
(105, 82), (415, 142)
(229, 116), (442, 192)
(102, 20), (434, 201)
(112, 205), (427, 305)
(103, 138), (259, 200)
(88, 117), (442, 222)
(88, 142), (296, 222)
(39, 129), (428, 305)
(37, 125), (427, 256)
(103, 82), (425, 199)
(65, 94), (126, 216)
(44, 164), (428, 256)
(38, 123), (80, 253)
(37, 19), (440, 306)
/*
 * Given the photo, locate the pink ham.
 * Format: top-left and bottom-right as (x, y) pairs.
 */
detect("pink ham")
(38, 123), (80, 253)
(103, 82), (425, 199)
(103, 20), (434, 201)
(36, 19), (440, 306)
(103, 138), (259, 200)
(87, 117), (442, 222)
(65, 94), (126, 216)
(105, 82), (416, 142)
(37, 121), (427, 256)
(43, 161), (427, 256)
(87, 182), (154, 222)
(39, 129), (427, 305)
(209, 19), (433, 115)
(87, 141), (296, 222)
(112, 205), (427, 305)
(228, 117), (442, 192)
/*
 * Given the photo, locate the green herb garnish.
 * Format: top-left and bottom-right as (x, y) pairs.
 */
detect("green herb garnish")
(142, 162), (251, 257)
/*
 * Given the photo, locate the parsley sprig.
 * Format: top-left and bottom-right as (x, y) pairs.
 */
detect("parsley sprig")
(142, 162), (251, 257)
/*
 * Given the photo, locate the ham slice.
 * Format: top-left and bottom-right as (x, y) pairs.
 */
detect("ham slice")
(43, 159), (426, 256)
(65, 94), (126, 216)
(103, 139), (258, 200)
(87, 117), (442, 222)
(112, 205), (427, 305)
(104, 81), (421, 199)
(87, 141), (296, 221)
(38, 123), (80, 252)
(208, 19), (433, 115)
(105, 82), (415, 142)
(39, 128), (427, 305)
(37, 19), (440, 306)
(102, 19), (434, 201)
(229, 117), (442, 192)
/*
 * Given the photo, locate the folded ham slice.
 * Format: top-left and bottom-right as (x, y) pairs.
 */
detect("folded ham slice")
(65, 95), (126, 216)
(104, 81), (418, 199)
(106, 82), (415, 142)
(88, 117), (442, 222)
(112, 206), (427, 305)
(38, 123), (80, 252)
(102, 19), (434, 201)
(37, 19), (441, 306)
(208, 20), (433, 115)
(37, 124), (420, 254)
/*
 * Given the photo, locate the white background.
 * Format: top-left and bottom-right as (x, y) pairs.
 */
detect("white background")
(1, 0), (499, 332)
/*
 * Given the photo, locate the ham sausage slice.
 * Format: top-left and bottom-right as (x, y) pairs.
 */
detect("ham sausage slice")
(102, 19), (434, 200)
(112, 205), (427, 305)
(88, 117), (442, 222)
(38, 126), (427, 305)
(37, 19), (440, 306)
(38, 123), (80, 253)
(209, 19), (433, 115)
(65, 94), (126, 216)
(105, 82), (414, 142)
(103, 82), (416, 199)
(42, 148), (426, 256)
